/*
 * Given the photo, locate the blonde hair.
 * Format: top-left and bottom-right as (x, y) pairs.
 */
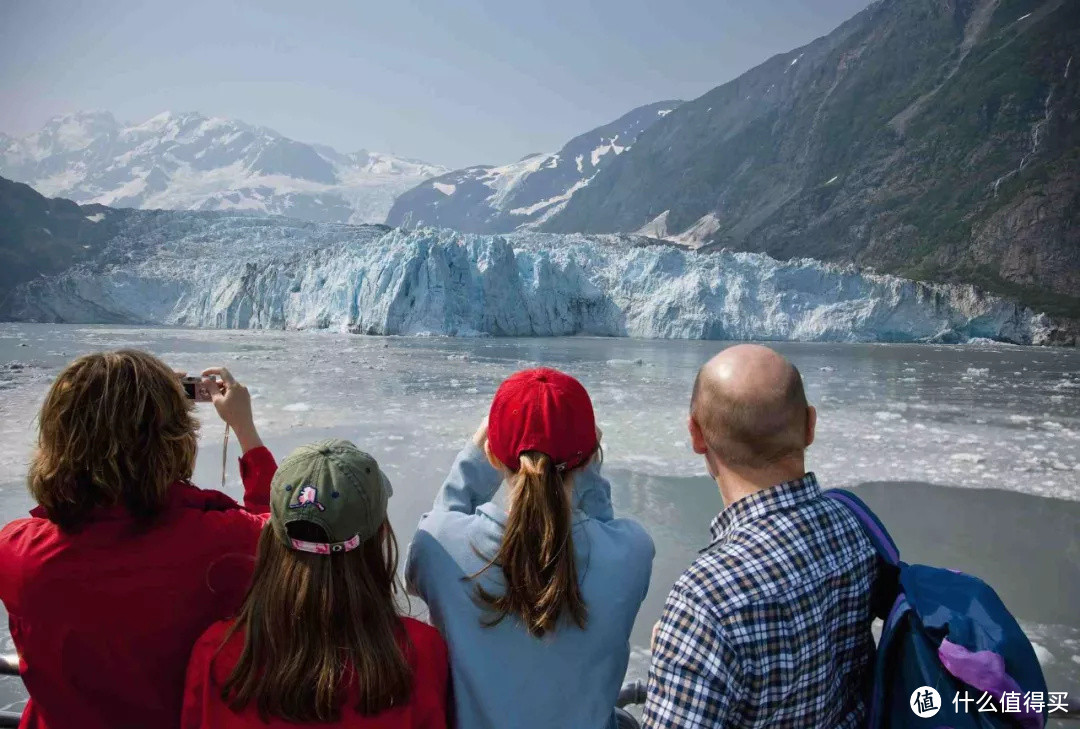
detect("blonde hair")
(29, 349), (199, 530)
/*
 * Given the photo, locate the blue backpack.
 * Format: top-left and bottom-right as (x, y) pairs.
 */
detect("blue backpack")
(824, 489), (1048, 729)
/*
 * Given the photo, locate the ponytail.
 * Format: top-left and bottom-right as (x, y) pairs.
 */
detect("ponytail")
(473, 451), (588, 637)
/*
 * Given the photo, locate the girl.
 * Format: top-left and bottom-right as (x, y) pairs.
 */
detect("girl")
(0, 352), (271, 729)
(406, 368), (654, 729)
(183, 439), (449, 728)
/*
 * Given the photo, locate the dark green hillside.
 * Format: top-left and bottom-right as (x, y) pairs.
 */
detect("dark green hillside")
(545, 0), (1079, 318)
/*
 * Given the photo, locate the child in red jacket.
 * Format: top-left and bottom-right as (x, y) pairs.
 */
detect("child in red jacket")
(0, 351), (273, 729)
(182, 439), (449, 729)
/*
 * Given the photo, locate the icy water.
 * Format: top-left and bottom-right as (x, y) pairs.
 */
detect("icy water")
(1, 324), (1078, 715)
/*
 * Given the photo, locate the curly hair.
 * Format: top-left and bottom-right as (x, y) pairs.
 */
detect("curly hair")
(28, 349), (200, 531)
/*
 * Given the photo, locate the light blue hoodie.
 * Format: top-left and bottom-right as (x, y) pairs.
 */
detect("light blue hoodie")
(405, 443), (654, 729)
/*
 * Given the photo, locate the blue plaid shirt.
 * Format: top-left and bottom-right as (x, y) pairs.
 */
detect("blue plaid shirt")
(643, 474), (878, 728)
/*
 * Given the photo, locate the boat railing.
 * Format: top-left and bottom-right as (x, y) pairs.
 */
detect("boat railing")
(1, 659), (1077, 727)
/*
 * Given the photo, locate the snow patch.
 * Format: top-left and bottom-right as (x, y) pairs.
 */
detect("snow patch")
(634, 211), (670, 239)
(433, 182), (456, 196)
(590, 136), (625, 166)
(84, 213), (105, 223)
(670, 213), (721, 249)
(509, 175), (593, 217)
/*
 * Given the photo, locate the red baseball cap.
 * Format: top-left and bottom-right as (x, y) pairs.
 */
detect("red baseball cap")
(488, 368), (598, 472)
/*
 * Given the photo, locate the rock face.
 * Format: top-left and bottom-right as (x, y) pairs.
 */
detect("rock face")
(385, 101), (681, 233)
(0, 111), (446, 224)
(0, 176), (122, 298)
(0, 209), (1059, 344)
(540, 0), (1080, 320)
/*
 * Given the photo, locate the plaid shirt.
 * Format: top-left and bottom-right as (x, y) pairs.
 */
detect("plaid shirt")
(643, 473), (878, 728)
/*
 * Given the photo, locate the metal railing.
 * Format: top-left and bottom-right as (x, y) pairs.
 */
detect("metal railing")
(0, 658), (1077, 726)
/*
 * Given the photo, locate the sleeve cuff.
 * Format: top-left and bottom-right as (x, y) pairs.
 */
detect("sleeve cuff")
(238, 445), (276, 481)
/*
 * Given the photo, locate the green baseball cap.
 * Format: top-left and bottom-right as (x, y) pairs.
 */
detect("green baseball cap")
(269, 439), (393, 555)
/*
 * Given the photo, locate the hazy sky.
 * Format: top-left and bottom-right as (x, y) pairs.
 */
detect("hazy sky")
(0, 0), (870, 168)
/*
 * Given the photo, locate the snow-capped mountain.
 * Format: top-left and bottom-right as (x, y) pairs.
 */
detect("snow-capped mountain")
(385, 101), (680, 233)
(1, 208), (1053, 345)
(0, 111), (447, 224)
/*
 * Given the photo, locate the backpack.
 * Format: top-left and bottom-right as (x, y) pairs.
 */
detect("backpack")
(824, 489), (1048, 729)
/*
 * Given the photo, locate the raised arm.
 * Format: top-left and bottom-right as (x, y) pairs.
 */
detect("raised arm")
(570, 451), (615, 521)
(430, 421), (503, 515)
(203, 366), (272, 513)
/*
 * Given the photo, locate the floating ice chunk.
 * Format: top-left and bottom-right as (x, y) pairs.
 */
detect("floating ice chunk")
(874, 411), (903, 421)
(282, 402), (311, 412)
(965, 367), (989, 376)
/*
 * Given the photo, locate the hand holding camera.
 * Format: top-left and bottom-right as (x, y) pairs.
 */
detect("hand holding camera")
(179, 367), (263, 454)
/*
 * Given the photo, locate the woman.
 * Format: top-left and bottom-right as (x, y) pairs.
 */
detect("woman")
(406, 367), (655, 729)
(0, 350), (273, 729)
(182, 439), (449, 728)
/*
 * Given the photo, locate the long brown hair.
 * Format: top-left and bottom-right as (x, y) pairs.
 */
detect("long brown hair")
(28, 349), (199, 531)
(221, 521), (412, 722)
(473, 450), (590, 638)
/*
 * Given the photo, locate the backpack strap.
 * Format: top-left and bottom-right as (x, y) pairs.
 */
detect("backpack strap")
(823, 489), (900, 566)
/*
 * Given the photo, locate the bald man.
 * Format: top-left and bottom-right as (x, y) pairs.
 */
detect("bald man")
(643, 345), (878, 728)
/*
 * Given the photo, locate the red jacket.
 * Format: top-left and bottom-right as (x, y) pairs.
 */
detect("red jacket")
(0, 447), (277, 729)
(181, 617), (449, 729)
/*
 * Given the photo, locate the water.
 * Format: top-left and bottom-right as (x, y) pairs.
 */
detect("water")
(1, 324), (1078, 715)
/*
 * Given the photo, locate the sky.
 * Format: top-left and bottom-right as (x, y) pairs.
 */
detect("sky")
(0, 0), (871, 169)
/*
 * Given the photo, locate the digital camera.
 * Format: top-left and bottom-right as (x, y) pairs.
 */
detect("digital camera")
(180, 376), (214, 402)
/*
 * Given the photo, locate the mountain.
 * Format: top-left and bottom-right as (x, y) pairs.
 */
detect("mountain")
(384, 101), (681, 232)
(0, 183), (1062, 344)
(541, 0), (1080, 320)
(0, 111), (447, 224)
(0, 176), (127, 300)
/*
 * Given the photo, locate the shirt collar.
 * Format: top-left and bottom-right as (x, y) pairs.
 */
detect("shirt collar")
(705, 472), (822, 549)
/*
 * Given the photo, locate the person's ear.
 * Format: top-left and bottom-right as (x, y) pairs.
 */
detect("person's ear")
(688, 415), (709, 455)
(483, 440), (505, 472)
(805, 405), (817, 448)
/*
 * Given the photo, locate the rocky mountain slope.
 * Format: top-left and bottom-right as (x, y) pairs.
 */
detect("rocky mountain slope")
(541, 0), (1079, 320)
(0, 111), (446, 224)
(385, 101), (680, 233)
(0, 189), (1059, 344)
(0, 176), (125, 299)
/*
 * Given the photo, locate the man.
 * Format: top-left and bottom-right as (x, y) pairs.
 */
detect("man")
(643, 344), (878, 728)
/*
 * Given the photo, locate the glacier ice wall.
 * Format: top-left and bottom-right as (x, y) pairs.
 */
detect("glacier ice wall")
(1, 214), (1052, 344)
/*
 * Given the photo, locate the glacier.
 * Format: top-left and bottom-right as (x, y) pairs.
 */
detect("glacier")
(0, 212), (1053, 344)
